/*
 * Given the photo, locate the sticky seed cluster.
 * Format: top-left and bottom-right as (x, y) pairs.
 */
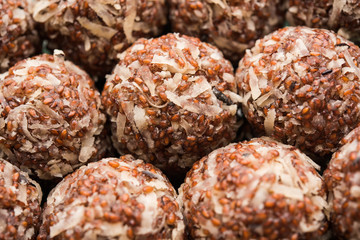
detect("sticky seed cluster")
(0, 52), (109, 179)
(38, 156), (185, 240)
(102, 33), (242, 175)
(236, 26), (360, 157)
(180, 137), (329, 239)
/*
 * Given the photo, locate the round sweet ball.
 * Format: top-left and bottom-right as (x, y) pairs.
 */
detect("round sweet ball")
(169, 0), (285, 63)
(324, 126), (360, 239)
(236, 26), (360, 157)
(0, 0), (39, 73)
(30, 0), (168, 78)
(0, 158), (42, 240)
(179, 137), (329, 239)
(38, 156), (185, 240)
(286, 0), (360, 41)
(102, 33), (242, 174)
(0, 51), (108, 179)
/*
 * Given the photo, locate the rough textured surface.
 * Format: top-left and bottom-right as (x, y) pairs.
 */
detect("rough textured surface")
(0, 0), (39, 73)
(38, 156), (185, 240)
(169, 0), (285, 63)
(324, 126), (360, 240)
(179, 137), (329, 239)
(30, 0), (167, 78)
(236, 26), (360, 157)
(286, 0), (360, 42)
(102, 33), (242, 175)
(0, 51), (108, 179)
(0, 158), (42, 240)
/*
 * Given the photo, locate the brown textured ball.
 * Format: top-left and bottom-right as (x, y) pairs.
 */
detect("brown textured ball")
(30, 0), (167, 78)
(286, 0), (360, 42)
(236, 26), (360, 157)
(179, 137), (329, 239)
(38, 156), (185, 240)
(0, 158), (42, 240)
(0, 0), (39, 73)
(169, 0), (285, 63)
(102, 33), (242, 175)
(0, 51), (108, 179)
(324, 126), (360, 240)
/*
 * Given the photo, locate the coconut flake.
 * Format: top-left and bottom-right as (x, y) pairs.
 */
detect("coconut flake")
(207, 0), (227, 9)
(223, 90), (243, 103)
(329, 0), (346, 28)
(180, 118), (193, 135)
(99, 222), (128, 237)
(50, 206), (85, 238)
(344, 50), (360, 80)
(248, 67), (261, 100)
(133, 106), (147, 130)
(271, 184), (304, 200)
(17, 184), (28, 204)
(88, 2), (116, 27)
(222, 73), (235, 84)
(210, 52), (222, 60)
(131, 44), (145, 53)
(322, 48), (337, 60)
(62, 152), (78, 162)
(113, 65), (132, 82)
(20, 115), (39, 142)
(63, 8), (74, 23)
(123, 0), (137, 42)
(264, 108), (276, 135)
(166, 89), (222, 116)
(152, 54), (196, 74)
(79, 135), (96, 163)
(84, 34), (91, 52)
(32, 0), (64, 22)
(130, 82), (168, 108)
(14, 206), (22, 217)
(77, 17), (117, 40)
(165, 91), (185, 107)
(185, 77), (212, 98)
(164, 73), (182, 92)
(139, 66), (156, 96)
(116, 113), (126, 141)
(255, 90), (274, 107)
(3, 161), (13, 188)
(292, 38), (310, 58)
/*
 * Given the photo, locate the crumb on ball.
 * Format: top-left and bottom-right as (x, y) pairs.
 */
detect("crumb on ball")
(169, 0), (285, 63)
(38, 156), (185, 240)
(30, 0), (168, 78)
(324, 126), (360, 240)
(0, 0), (39, 73)
(0, 50), (109, 179)
(180, 137), (329, 239)
(102, 33), (243, 175)
(236, 26), (360, 157)
(0, 158), (42, 240)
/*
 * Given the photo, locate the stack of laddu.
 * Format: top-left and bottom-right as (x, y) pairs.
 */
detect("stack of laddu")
(0, 0), (359, 239)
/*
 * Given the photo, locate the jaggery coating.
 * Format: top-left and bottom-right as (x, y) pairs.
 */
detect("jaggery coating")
(324, 126), (360, 240)
(38, 156), (185, 240)
(0, 51), (108, 179)
(0, 158), (42, 240)
(169, 0), (285, 63)
(30, 0), (167, 78)
(286, 0), (360, 42)
(236, 26), (360, 157)
(179, 137), (329, 239)
(102, 33), (242, 174)
(0, 0), (39, 73)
